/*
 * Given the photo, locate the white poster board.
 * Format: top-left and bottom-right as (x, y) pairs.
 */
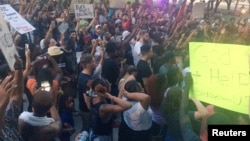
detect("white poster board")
(109, 0), (126, 8)
(74, 4), (94, 19)
(0, 11), (18, 71)
(0, 4), (35, 34)
(69, 0), (90, 13)
(192, 2), (206, 19)
(58, 22), (69, 34)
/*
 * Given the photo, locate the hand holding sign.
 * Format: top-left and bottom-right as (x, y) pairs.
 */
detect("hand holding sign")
(0, 11), (18, 71)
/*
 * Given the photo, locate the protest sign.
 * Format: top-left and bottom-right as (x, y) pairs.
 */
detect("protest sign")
(0, 4), (35, 34)
(189, 42), (250, 114)
(0, 11), (18, 71)
(58, 22), (69, 34)
(74, 4), (94, 19)
(192, 2), (206, 19)
(69, 0), (90, 13)
(109, 0), (126, 8)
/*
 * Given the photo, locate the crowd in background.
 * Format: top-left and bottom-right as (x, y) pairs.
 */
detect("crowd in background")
(0, 0), (250, 141)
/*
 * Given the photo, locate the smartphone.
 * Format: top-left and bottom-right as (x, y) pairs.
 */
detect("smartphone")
(25, 44), (29, 49)
(41, 81), (51, 92)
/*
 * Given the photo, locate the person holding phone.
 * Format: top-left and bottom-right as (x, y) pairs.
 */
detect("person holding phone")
(26, 53), (62, 106)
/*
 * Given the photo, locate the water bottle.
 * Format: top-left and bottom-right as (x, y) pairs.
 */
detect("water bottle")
(78, 131), (89, 141)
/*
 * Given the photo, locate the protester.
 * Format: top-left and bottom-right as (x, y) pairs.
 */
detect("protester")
(77, 53), (96, 131)
(18, 90), (62, 141)
(58, 94), (76, 141)
(0, 55), (24, 141)
(118, 80), (152, 141)
(0, 0), (249, 141)
(84, 78), (132, 140)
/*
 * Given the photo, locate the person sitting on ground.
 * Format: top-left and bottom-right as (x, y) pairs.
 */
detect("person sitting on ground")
(58, 94), (76, 141)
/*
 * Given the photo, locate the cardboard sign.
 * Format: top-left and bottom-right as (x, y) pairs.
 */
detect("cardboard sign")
(0, 4), (35, 34)
(192, 2), (206, 19)
(189, 42), (250, 114)
(0, 11), (18, 71)
(74, 4), (94, 19)
(109, 0), (126, 8)
(69, 0), (90, 13)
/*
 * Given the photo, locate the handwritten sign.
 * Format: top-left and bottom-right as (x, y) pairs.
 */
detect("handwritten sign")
(0, 4), (35, 34)
(69, 0), (90, 13)
(0, 11), (18, 71)
(109, 0), (126, 8)
(189, 42), (250, 114)
(74, 4), (94, 19)
(192, 2), (206, 19)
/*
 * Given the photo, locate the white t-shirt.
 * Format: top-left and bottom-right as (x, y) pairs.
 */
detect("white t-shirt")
(132, 41), (143, 66)
(123, 101), (152, 131)
(94, 46), (102, 62)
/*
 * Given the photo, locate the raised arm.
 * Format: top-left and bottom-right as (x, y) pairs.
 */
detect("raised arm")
(191, 98), (209, 120)
(0, 75), (15, 135)
(44, 22), (55, 44)
(46, 54), (63, 83)
(179, 72), (201, 141)
(99, 93), (132, 118)
(122, 90), (150, 110)
(23, 46), (31, 79)
(182, 29), (197, 48)
(86, 17), (96, 32)
(10, 55), (24, 107)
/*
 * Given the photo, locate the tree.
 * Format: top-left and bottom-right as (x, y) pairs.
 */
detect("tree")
(207, 0), (215, 10)
(233, 0), (240, 14)
(225, 0), (232, 10)
(214, 0), (223, 13)
(248, 0), (250, 12)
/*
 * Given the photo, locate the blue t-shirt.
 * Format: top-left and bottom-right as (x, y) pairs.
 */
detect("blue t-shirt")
(59, 111), (74, 140)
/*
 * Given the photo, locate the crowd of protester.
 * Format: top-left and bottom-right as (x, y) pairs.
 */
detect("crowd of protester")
(0, 0), (250, 141)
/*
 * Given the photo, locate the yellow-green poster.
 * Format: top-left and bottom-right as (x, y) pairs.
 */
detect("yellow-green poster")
(189, 42), (250, 114)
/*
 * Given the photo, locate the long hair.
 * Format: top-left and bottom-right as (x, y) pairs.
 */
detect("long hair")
(87, 77), (110, 94)
(147, 74), (167, 108)
(162, 86), (182, 115)
(58, 94), (72, 114)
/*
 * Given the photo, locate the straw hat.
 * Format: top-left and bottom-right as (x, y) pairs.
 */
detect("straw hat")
(47, 46), (63, 56)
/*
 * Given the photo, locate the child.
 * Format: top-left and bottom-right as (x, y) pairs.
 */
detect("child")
(58, 94), (76, 141)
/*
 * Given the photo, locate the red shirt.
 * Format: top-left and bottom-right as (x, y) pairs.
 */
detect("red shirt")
(122, 20), (132, 31)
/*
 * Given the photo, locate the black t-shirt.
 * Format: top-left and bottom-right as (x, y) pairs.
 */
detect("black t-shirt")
(77, 73), (91, 112)
(90, 100), (114, 136)
(124, 43), (134, 66)
(102, 58), (119, 87)
(61, 48), (77, 76)
(136, 60), (152, 90)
